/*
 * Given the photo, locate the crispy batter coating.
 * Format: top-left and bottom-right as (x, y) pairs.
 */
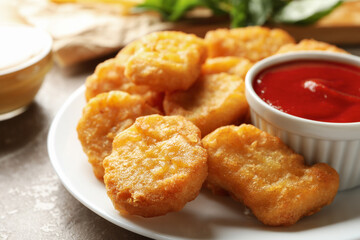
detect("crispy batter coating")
(85, 58), (164, 111)
(116, 38), (142, 62)
(103, 115), (208, 217)
(201, 57), (254, 79)
(202, 124), (339, 226)
(122, 31), (207, 92)
(77, 91), (160, 180)
(200, 58), (253, 124)
(205, 26), (295, 62)
(275, 39), (348, 54)
(164, 73), (249, 136)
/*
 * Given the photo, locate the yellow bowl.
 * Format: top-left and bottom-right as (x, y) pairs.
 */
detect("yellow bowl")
(0, 25), (53, 120)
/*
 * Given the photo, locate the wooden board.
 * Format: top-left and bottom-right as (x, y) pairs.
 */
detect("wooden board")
(173, 21), (359, 46)
(172, 1), (360, 46)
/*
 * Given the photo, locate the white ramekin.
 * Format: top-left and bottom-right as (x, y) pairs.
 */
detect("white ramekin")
(245, 52), (360, 191)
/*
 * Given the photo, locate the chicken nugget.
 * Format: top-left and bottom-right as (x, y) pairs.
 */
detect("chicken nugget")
(103, 115), (208, 217)
(201, 56), (254, 79)
(77, 91), (160, 180)
(275, 39), (348, 54)
(85, 58), (164, 111)
(200, 57), (253, 125)
(123, 31), (207, 92)
(202, 124), (339, 226)
(205, 26), (295, 62)
(116, 38), (142, 62)
(164, 73), (248, 136)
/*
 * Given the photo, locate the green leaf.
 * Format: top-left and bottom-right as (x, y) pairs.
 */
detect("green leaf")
(136, 0), (176, 19)
(202, 0), (228, 15)
(229, 0), (249, 28)
(169, 0), (204, 21)
(135, 0), (343, 27)
(273, 0), (343, 25)
(272, 0), (290, 12)
(248, 0), (273, 26)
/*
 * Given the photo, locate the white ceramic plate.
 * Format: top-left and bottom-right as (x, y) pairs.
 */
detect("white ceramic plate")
(48, 85), (360, 240)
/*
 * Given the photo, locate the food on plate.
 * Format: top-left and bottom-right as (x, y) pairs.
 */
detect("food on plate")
(202, 124), (339, 226)
(75, 27), (346, 224)
(201, 56), (254, 79)
(115, 38), (142, 62)
(205, 26), (295, 62)
(85, 58), (163, 111)
(103, 114), (208, 217)
(77, 91), (160, 180)
(163, 73), (248, 136)
(275, 39), (348, 54)
(122, 31), (207, 92)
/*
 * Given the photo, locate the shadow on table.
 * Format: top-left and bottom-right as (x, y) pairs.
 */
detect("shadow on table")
(60, 52), (118, 77)
(0, 102), (46, 157)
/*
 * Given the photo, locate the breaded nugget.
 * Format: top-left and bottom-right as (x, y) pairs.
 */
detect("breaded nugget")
(201, 56), (254, 79)
(123, 31), (207, 92)
(77, 91), (160, 180)
(85, 58), (164, 111)
(205, 26), (295, 62)
(164, 73), (249, 136)
(103, 115), (208, 217)
(116, 38), (142, 62)
(200, 57), (253, 125)
(202, 124), (339, 226)
(316, 1), (360, 27)
(275, 39), (348, 54)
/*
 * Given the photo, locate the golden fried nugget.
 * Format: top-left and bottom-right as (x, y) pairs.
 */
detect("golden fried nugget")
(103, 115), (208, 217)
(200, 57), (253, 125)
(275, 39), (348, 54)
(85, 58), (164, 111)
(123, 31), (207, 92)
(77, 91), (160, 180)
(164, 73), (249, 136)
(116, 38), (142, 62)
(201, 57), (254, 79)
(316, 1), (360, 27)
(202, 124), (339, 226)
(205, 26), (295, 62)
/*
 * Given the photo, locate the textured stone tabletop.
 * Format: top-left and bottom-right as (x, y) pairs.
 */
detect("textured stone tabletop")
(1, 46), (359, 240)
(0, 56), (148, 240)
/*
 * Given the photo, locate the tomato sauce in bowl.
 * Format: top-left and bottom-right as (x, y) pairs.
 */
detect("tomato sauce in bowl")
(245, 52), (360, 190)
(253, 60), (360, 123)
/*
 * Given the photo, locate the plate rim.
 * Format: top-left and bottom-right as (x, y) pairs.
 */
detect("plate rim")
(47, 85), (180, 240)
(47, 85), (360, 240)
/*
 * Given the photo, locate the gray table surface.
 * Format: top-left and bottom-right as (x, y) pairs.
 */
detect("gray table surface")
(1, 47), (359, 240)
(0, 54), (147, 240)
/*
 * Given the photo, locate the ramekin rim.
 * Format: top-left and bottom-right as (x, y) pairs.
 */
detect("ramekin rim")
(245, 51), (360, 128)
(0, 25), (53, 76)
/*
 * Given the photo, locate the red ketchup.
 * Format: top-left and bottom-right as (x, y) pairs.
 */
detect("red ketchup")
(253, 60), (360, 123)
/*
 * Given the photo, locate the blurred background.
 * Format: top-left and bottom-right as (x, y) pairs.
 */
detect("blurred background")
(1, 0), (359, 67)
(0, 0), (359, 239)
